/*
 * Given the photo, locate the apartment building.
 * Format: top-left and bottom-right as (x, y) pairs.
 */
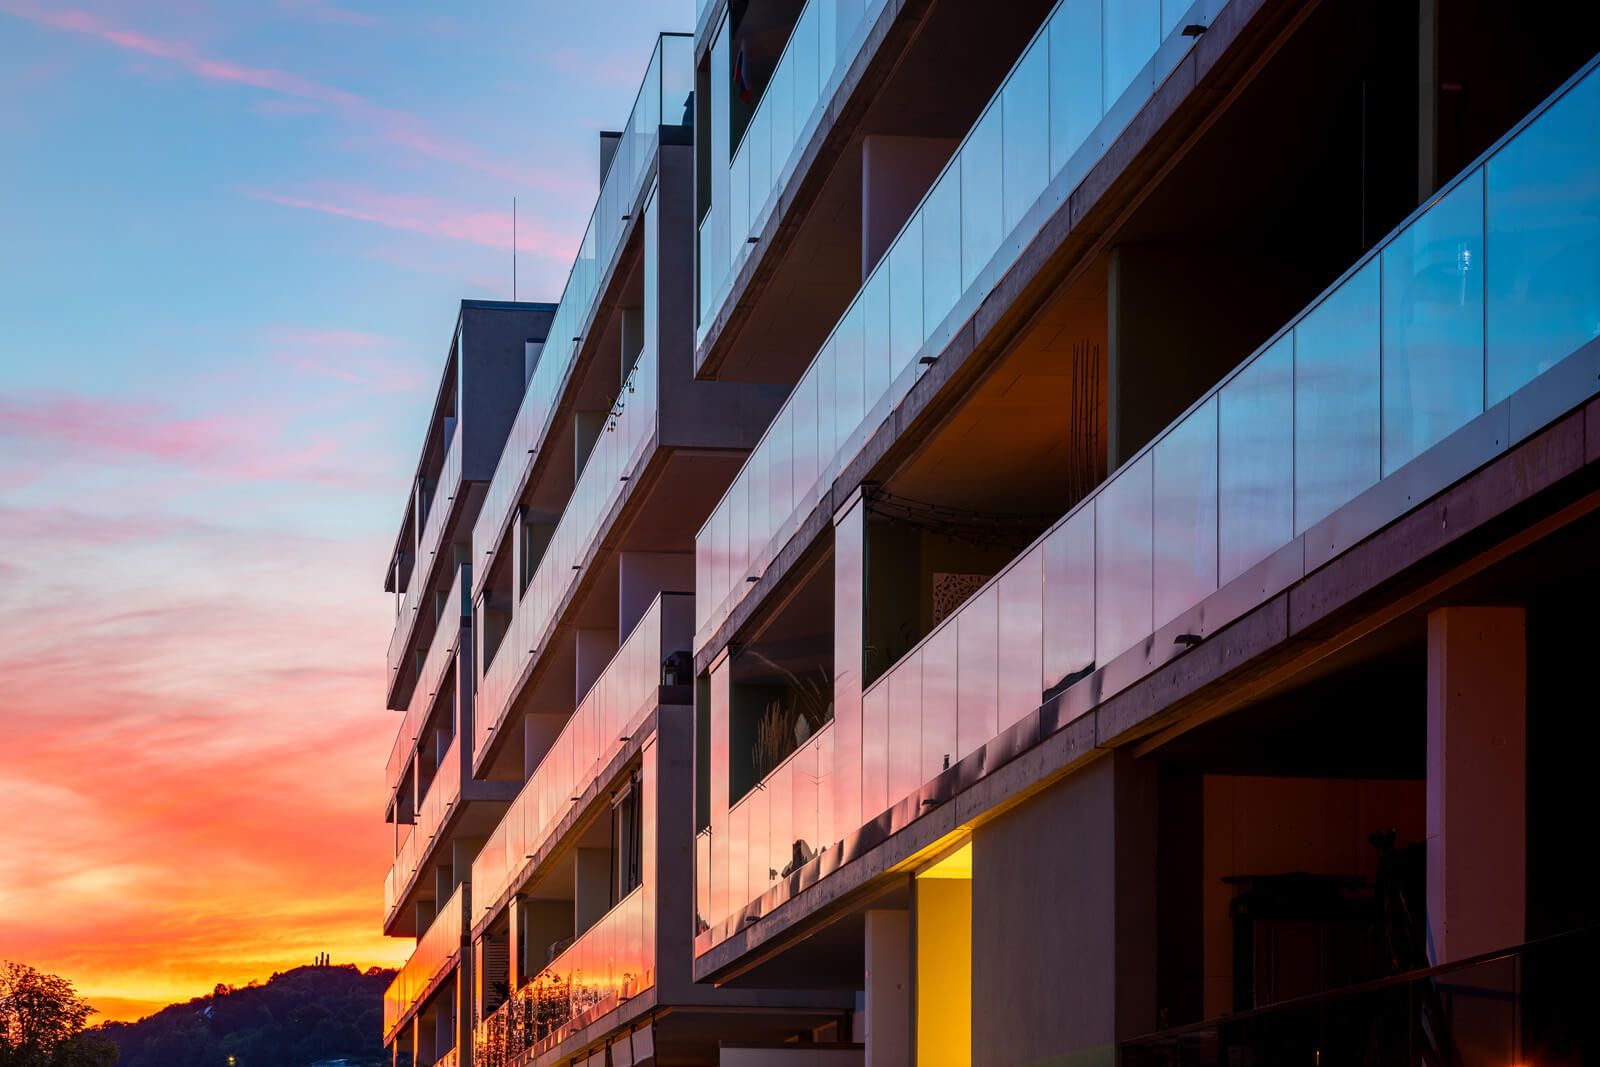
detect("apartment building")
(689, 0), (1600, 1065)
(383, 32), (855, 1067)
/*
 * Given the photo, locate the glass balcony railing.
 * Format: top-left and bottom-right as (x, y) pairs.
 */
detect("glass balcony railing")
(385, 735), (463, 926)
(695, 0), (1226, 648)
(472, 33), (692, 598)
(387, 563), (470, 797)
(384, 883), (467, 1042)
(474, 337), (662, 768)
(473, 593), (692, 921)
(475, 885), (654, 1065)
(697, 0), (890, 334)
(389, 420), (464, 688)
(1123, 927), (1599, 1067)
(700, 51), (1600, 942)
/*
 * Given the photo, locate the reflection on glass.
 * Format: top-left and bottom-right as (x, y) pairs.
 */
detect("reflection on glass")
(1095, 453), (1153, 662)
(961, 106), (1005, 290)
(1383, 171), (1485, 474)
(1048, 0), (1102, 182)
(997, 548), (1044, 733)
(768, 762), (792, 888)
(923, 167), (963, 340)
(1295, 259), (1380, 533)
(889, 222), (924, 379)
(920, 628), (958, 782)
(956, 586), (998, 759)
(861, 685), (889, 820)
(1485, 70), (1600, 405)
(1153, 396), (1218, 628)
(1042, 502), (1094, 693)
(1003, 35), (1051, 237)
(836, 301), (866, 456)
(863, 269), (892, 419)
(1103, 0), (1158, 115)
(887, 652), (922, 805)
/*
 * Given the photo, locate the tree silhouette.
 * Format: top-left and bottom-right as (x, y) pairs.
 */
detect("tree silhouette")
(0, 961), (117, 1066)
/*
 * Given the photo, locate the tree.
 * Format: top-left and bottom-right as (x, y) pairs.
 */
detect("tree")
(0, 962), (117, 1067)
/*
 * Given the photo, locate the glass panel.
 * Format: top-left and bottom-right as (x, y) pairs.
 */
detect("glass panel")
(744, 784), (767, 905)
(1294, 259), (1380, 534)
(728, 476), (748, 594)
(961, 105), (1004, 290)
(833, 504), (864, 840)
(920, 628), (958, 781)
(1382, 171), (1485, 475)
(770, 55), (794, 183)
(726, 801), (747, 914)
(1049, 0), (1102, 179)
(1042, 502), (1095, 694)
(922, 167), (962, 340)
(816, 723), (836, 850)
(1162, 0), (1188, 37)
(749, 114), (771, 225)
(996, 546), (1044, 733)
(835, 301), (866, 458)
(1003, 33), (1051, 237)
(1485, 69), (1600, 405)
(1095, 453), (1153, 662)
(1104, 0), (1159, 105)
(889, 220), (925, 380)
(887, 653), (922, 805)
(792, 370), (820, 509)
(767, 761), (792, 888)
(792, 3), (820, 127)
(1152, 396), (1218, 628)
(817, 338), (839, 465)
(1219, 335), (1294, 585)
(956, 585), (998, 759)
(862, 267), (892, 416)
(748, 424), (769, 574)
(769, 406), (794, 536)
(730, 148), (749, 262)
(861, 683), (889, 820)
(791, 740), (819, 871)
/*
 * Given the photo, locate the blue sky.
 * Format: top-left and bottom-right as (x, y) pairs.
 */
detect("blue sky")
(0, 0), (688, 1021)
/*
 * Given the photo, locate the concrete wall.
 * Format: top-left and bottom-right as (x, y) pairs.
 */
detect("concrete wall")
(971, 752), (1156, 1067)
(460, 303), (556, 480)
(915, 878), (971, 1067)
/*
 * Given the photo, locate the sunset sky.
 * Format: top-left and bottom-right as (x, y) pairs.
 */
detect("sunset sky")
(0, 0), (686, 1024)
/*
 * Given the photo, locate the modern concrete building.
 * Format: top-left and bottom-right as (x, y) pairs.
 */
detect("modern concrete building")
(383, 32), (851, 1067)
(688, 0), (1600, 1065)
(385, 2), (1600, 1065)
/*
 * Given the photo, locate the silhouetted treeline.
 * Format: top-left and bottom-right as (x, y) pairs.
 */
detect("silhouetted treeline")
(95, 964), (394, 1067)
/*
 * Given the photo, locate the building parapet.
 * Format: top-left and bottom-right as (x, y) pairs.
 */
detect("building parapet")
(387, 562), (470, 801)
(384, 882), (468, 1042)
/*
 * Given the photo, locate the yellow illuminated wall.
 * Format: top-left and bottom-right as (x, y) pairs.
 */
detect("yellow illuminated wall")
(916, 844), (972, 1067)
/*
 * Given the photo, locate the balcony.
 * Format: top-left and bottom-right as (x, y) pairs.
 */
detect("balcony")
(475, 885), (653, 1065)
(694, 0), (1225, 651)
(697, 50), (1600, 944)
(472, 34), (692, 604)
(384, 734), (463, 927)
(384, 883), (468, 1043)
(387, 563), (470, 801)
(1122, 927), (1597, 1067)
(473, 326), (665, 771)
(390, 420), (464, 693)
(696, 0), (896, 339)
(473, 593), (692, 924)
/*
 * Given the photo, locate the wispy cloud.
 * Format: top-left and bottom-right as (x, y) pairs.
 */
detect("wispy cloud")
(276, 0), (382, 27)
(266, 324), (428, 393)
(0, 1), (581, 191)
(243, 183), (574, 257)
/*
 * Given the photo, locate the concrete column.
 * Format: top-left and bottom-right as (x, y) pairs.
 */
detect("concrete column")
(618, 551), (694, 640)
(523, 899), (575, 976)
(864, 909), (911, 1067)
(600, 130), (621, 184)
(576, 627), (620, 707)
(972, 751), (1157, 1064)
(451, 837), (484, 896)
(1426, 606), (1526, 964)
(456, 942), (474, 1061)
(861, 135), (958, 277)
(575, 846), (612, 934)
(415, 897), (437, 935)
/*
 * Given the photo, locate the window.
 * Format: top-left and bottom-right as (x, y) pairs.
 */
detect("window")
(610, 772), (643, 903)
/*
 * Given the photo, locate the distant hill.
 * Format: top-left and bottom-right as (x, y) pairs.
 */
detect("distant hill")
(95, 963), (395, 1067)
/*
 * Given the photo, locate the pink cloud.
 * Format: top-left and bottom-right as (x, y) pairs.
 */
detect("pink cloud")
(243, 183), (575, 258)
(265, 324), (429, 393)
(0, 2), (580, 192)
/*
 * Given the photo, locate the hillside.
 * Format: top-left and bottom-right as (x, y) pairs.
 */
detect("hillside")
(95, 963), (394, 1067)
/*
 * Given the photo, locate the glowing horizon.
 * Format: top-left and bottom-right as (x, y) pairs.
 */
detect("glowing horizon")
(0, 0), (687, 1027)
